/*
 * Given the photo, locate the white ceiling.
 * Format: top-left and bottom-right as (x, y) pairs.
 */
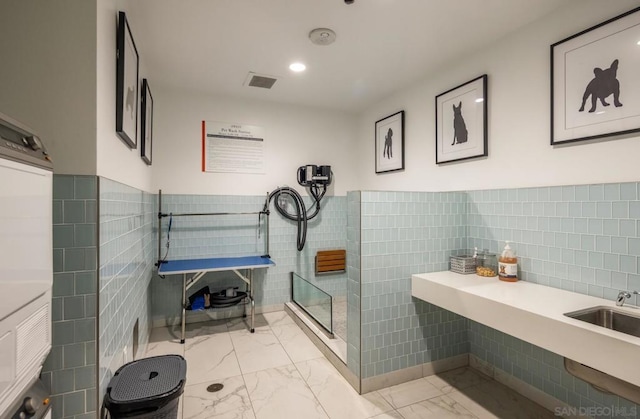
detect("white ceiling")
(129, 0), (571, 113)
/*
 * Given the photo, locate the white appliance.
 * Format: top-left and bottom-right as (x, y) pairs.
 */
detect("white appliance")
(0, 112), (53, 419)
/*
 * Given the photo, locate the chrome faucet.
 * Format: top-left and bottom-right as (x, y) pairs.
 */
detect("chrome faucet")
(616, 290), (639, 307)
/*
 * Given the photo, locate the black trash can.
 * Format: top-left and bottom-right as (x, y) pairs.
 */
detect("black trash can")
(103, 355), (187, 419)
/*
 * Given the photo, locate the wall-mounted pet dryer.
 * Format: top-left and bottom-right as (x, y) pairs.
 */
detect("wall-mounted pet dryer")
(264, 165), (333, 251)
(297, 165), (332, 187)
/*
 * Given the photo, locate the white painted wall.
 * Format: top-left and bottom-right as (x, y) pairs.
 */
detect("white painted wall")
(96, 0), (153, 192)
(7, 0), (630, 194)
(0, 0), (97, 175)
(151, 86), (359, 196)
(356, 0), (640, 192)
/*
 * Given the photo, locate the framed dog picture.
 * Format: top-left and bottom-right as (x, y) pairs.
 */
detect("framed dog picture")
(116, 11), (139, 149)
(435, 75), (487, 164)
(375, 110), (405, 173)
(551, 7), (640, 145)
(140, 79), (153, 165)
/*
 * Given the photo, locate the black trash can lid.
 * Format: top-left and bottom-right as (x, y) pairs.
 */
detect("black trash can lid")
(108, 355), (187, 403)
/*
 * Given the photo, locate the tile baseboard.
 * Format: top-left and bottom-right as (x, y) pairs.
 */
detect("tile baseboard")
(361, 353), (469, 394)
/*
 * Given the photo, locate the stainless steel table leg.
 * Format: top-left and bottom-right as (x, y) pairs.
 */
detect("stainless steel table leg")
(249, 269), (255, 333)
(181, 273), (186, 343)
(243, 277), (248, 319)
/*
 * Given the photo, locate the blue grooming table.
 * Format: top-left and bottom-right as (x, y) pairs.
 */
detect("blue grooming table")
(159, 256), (275, 275)
(159, 256), (275, 342)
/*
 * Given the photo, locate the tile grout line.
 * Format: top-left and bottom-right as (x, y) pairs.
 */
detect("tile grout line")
(226, 320), (260, 419)
(267, 319), (333, 419)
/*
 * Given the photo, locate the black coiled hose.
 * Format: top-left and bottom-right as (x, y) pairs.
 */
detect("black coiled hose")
(263, 184), (327, 251)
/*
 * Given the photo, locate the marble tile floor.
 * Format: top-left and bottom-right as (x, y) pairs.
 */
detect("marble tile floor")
(144, 310), (555, 419)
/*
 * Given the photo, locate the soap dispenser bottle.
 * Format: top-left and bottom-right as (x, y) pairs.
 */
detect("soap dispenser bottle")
(498, 241), (518, 282)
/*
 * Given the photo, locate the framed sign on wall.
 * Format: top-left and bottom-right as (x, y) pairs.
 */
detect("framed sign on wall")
(202, 121), (265, 174)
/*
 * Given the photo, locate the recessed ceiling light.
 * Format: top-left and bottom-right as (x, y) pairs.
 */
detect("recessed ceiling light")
(475, 98), (484, 103)
(289, 62), (306, 72)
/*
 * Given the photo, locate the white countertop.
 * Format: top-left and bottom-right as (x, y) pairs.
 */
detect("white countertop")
(411, 271), (640, 387)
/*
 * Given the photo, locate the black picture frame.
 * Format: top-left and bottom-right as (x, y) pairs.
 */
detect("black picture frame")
(375, 110), (405, 173)
(140, 79), (153, 165)
(435, 75), (488, 164)
(551, 7), (640, 145)
(116, 11), (139, 149)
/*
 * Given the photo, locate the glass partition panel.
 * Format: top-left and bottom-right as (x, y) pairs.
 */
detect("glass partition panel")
(291, 272), (333, 336)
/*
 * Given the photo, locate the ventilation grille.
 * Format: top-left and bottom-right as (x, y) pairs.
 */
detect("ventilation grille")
(16, 304), (49, 375)
(0, 331), (14, 393)
(244, 72), (277, 89)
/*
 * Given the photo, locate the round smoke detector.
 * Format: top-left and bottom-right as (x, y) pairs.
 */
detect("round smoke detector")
(309, 28), (336, 46)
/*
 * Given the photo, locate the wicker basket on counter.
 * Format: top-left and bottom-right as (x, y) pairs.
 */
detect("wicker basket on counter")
(450, 255), (476, 275)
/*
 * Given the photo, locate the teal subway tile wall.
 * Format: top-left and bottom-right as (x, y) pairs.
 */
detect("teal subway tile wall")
(150, 194), (346, 325)
(346, 191), (361, 378)
(43, 180), (640, 416)
(469, 322), (639, 417)
(98, 178), (154, 406)
(466, 183), (640, 416)
(466, 183), (640, 305)
(359, 191), (469, 379)
(43, 175), (98, 419)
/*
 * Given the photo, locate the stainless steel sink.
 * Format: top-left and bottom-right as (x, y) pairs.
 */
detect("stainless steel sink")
(564, 306), (640, 338)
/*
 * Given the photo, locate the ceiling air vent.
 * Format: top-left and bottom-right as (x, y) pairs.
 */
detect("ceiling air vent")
(244, 72), (278, 89)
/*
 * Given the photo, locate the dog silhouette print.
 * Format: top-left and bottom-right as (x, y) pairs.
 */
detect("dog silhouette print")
(383, 128), (393, 159)
(579, 59), (623, 113)
(451, 102), (468, 146)
(126, 86), (136, 119)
